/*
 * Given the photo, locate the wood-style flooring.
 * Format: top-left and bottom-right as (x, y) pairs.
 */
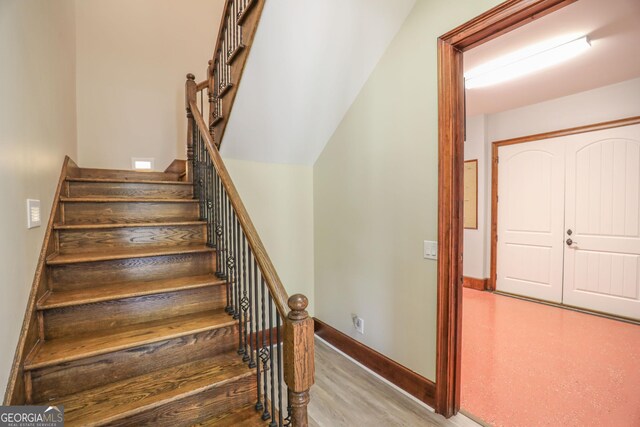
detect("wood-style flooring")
(309, 338), (481, 427)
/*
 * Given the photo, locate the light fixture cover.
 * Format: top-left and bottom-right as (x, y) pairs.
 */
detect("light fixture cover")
(465, 35), (591, 89)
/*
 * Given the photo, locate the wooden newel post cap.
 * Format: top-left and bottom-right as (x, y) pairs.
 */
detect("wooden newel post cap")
(288, 294), (308, 321)
(186, 73), (196, 81)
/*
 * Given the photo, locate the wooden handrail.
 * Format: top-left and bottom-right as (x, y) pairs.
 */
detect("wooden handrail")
(185, 2), (313, 423)
(195, 80), (208, 92)
(188, 98), (290, 317)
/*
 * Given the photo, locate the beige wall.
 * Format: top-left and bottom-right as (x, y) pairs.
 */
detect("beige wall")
(75, 0), (224, 170)
(313, 0), (501, 381)
(0, 0), (77, 392)
(223, 158), (315, 315)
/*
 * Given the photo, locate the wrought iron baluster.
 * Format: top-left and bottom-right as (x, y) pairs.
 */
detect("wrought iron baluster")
(254, 258), (263, 412)
(260, 277), (270, 421)
(233, 212), (240, 320)
(269, 294), (276, 427)
(236, 216), (244, 353)
(248, 248), (256, 369)
(207, 155), (214, 248)
(227, 197), (235, 316)
(276, 312), (283, 426)
(212, 158), (218, 250)
(215, 173), (224, 278)
(222, 187), (231, 312)
(204, 144), (211, 246)
(241, 234), (250, 362)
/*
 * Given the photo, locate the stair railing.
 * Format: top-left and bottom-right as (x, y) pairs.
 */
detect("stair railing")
(184, 2), (314, 421)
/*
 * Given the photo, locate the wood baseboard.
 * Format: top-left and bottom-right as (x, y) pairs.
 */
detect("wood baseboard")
(313, 318), (435, 408)
(462, 276), (488, 291)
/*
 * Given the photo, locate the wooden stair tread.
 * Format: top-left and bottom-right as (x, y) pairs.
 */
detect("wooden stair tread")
(67, 177), (192, 185)
(54, 220), (206, 230)
(39, 352), (253, 426)
(195, 403), (265, 426)
(60, 197), (198, 203)
(46, 245), (214, 265)
(38, 274), (226, 310)
(25, 309), (235, 370)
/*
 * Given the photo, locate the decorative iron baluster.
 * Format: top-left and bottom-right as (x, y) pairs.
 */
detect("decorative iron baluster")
(233, 212), (240, 320)
(248, 247), (256, 369)
(254, 258), (263, 412)
(215, 173), (224, 277)
(236, 216), (244, 353)
(241, 236), (250, 362)
(276, 312), (283, 426)
(269, 294), (276, 427)
(260, 278), (271, 421)
(227, 197), (236, 316)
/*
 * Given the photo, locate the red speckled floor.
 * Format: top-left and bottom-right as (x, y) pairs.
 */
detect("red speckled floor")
(461, 288), (640, 427)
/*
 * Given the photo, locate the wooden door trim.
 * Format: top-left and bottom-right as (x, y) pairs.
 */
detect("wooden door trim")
(436, 0), (576, 417)
(489, 115), (640, 291)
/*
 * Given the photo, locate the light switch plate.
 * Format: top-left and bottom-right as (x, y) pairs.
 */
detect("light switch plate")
(27, 199), (41, 229)
(424, 240), (437, 260)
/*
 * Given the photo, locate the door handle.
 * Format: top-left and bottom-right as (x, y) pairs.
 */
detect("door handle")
(566, 238), (577, 246)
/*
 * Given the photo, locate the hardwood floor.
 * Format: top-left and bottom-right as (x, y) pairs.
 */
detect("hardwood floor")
(310, 338), (482, 427)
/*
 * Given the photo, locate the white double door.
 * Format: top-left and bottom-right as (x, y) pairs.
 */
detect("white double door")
(496, 124), (640, 320)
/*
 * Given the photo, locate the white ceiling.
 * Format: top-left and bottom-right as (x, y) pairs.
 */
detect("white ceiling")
(221, 0), (415, 165)
(465, 0), (640, 116)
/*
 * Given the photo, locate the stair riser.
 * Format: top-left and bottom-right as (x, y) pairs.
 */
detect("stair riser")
(62, 201), (199, 225)
(49, 252), (216, 292)
(78, 168), (181, 182)
(57, 225), (206, 253)
(68, 182), (193, 199)
(43, 286), (227, 339)
(109, 375), (256, 427)
(30, 325), (239, 403)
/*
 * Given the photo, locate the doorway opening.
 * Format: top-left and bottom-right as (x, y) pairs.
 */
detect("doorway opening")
(436, 0), (640, 424)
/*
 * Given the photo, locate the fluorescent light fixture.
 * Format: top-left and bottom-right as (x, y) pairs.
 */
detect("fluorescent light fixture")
(465, 35), (591, 89)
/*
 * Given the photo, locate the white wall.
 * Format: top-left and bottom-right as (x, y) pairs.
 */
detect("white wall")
(463, 77), (640, 278)
(75, 0), (224, 171)
(486, 77), (640, 143)
(463, 115), (489, 279)
(223, 158), (315, 315)
(0, 0), (77, 392)
(222, 0), (415, 165)
(313, 0), (501, 381)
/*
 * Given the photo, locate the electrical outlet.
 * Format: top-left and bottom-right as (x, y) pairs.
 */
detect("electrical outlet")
(423, 240), (437, 260)
(352, 314), (364, 334)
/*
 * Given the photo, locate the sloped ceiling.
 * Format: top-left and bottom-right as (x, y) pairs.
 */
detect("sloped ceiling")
(221, 0), (416, 165)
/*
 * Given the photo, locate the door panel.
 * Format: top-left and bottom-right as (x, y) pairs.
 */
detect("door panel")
(496, 140), (565, 302)
(563, 124), (640, 319)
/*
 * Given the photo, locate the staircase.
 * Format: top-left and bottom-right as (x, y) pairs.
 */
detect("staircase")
(6, 1), (314, 425)
(13, 164), (263, 425)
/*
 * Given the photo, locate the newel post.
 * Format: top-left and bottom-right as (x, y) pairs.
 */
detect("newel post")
(185, 73), (197, 183)
(284, 294), (315, 427)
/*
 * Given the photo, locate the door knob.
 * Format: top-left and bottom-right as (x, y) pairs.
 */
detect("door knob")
(566, 238), (577, 246)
